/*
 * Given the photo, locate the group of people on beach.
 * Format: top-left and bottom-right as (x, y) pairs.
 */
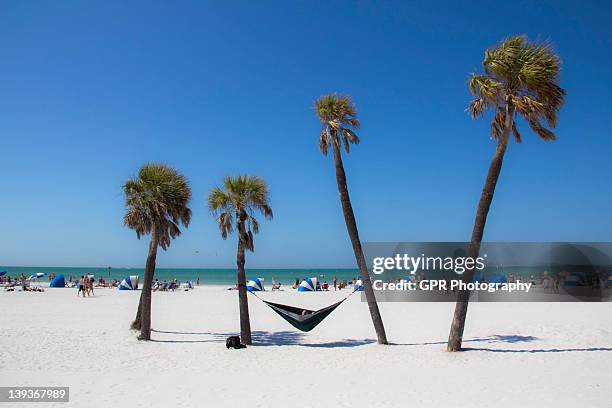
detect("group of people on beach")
(152, 278), (194, 291)
(77, 275), (95, 297)
(1, 273), (46, 292)
(288, 276), (357, 291)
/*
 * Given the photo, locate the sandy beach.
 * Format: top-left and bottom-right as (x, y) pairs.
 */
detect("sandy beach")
(1, 286), (611, 408)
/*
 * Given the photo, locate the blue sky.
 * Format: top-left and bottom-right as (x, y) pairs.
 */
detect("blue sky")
(1, 1), (611, 268)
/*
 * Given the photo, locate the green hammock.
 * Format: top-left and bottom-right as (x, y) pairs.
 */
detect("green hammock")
(251, 293), (355, 332)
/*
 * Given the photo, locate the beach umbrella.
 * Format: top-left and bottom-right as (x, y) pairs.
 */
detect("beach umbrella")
(298, 277), (317, 292)
(0, 271), (7, 277)
(246, 278), (265, 292)
(118, 275), (139, 290)
(27, 272), (45, 280)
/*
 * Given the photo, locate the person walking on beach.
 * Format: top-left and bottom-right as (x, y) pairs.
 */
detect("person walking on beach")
(333, 276), (337, 291)
(87, 276), (95, 296)
(78, 276), (85, 297)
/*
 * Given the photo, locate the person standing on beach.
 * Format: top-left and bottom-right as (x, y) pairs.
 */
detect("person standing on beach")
(88, 276), (95, 296)
(333, 276), (337, 291)
(78, 276), (85, 297)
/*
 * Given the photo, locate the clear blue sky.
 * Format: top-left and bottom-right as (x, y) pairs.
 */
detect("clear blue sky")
(1, 1), (611, 268)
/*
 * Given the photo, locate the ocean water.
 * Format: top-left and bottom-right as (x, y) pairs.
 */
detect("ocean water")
(0, 266), (359, 286)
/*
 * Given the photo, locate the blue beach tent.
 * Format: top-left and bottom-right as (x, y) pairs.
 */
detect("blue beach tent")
(353, 279), (364, 291)
(298, 277), (317, 292)
(49, 274), (65, 288)
(246, 278), (265, 292)
(472, 272), (486, 283)
(488, 274), (507, 284)
(118, 275), (139, 290)
(563, 272), (586, 287)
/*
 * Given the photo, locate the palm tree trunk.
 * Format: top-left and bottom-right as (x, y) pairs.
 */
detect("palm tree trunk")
(447, 104), (514, 351)
(331, 141), (388, 345)
(236, 217), (252, 345)
(131, 294), (143, 330)
(137, 228), (158, 340)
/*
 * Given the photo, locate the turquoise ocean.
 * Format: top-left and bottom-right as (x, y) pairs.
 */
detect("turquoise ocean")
(0, 266), (359, 286)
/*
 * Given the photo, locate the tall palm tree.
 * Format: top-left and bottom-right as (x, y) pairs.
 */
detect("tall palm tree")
(123, 163), (192, 340)
(447, 36), (565, 351)
(208, 175), (273, 345)
(314, 93), (388, 345)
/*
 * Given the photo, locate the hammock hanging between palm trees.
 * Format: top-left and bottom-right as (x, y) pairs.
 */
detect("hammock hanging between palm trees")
(249, 290), (357, 332)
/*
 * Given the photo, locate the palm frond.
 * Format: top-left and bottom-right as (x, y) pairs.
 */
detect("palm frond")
(314, 93), (361, 156)
(469, 35), (565, 143)
(123, 163), (192, 250)
(207, 175), (273, 249)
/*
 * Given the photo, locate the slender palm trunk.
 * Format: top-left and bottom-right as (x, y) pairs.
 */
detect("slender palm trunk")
(331, 141), (388, 345)
(236, 216), (252, 345)
(447, 104), (514, 351)
(131, 296), (143, 330)
(137, 228), (158, 340)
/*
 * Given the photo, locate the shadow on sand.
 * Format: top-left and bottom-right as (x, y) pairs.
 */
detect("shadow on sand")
(391, 334), (538, 347)
(149, 331), (611, 353)
(464, 346), (612, 353)
(150, 329), (374, 348)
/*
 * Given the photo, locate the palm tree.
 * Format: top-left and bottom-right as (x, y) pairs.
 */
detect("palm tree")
(123, 163), (192, 340)
(447, 36), (565, 351)
(208, 175), (273, 345)
(314, 93), (388, 345)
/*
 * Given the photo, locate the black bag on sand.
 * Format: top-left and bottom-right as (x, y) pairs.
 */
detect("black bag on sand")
(226, 336), (246, 349)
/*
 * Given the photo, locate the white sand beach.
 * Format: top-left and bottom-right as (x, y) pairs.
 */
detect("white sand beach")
(1, 286), (611, 408)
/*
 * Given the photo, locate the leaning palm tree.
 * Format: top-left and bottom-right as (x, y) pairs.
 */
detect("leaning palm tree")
(314, 93), (388, 345)
(123, 163), (192, 340)
(208, 175), (273, 345)
(447, 36), (565, 351)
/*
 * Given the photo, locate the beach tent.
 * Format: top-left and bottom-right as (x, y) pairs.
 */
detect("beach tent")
(472, 272), (486, 283)
(246, 278), (264, 292)
(118, 275), (139, 290)
(563, 272), (586, 287)
(297, 277), (317, 292)
(354, 279), (364, 291)
(488, 274), (507, 284)
(49, 274), (65, 288)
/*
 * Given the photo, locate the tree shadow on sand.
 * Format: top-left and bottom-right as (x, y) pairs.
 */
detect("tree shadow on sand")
(464, 346), (612, 353)
(149, 329), (303, 345)
(392, 334), (612, 354)
(149, 329), (231, 343)
(391, 334), (538, 347)
(149, 329), (374, 348)
(149, 331), (609, 352)
(300, 339), (377, 348)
